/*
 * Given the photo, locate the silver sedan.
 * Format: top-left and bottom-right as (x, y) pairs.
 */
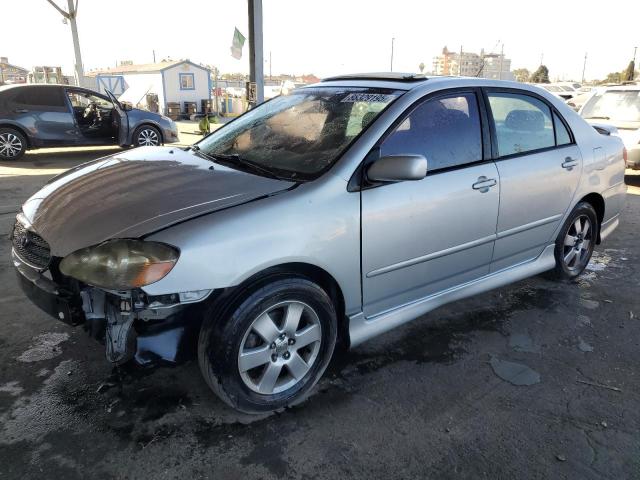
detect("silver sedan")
(12, 74), (626, 413)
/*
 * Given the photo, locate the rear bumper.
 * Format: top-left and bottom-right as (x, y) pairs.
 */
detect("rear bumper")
(13, 249), (84, 326)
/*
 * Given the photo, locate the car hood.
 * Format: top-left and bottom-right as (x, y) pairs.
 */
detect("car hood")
(21, 146), (295, 257)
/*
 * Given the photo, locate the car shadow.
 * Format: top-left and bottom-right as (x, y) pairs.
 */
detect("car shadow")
(0, 147), (124, 171)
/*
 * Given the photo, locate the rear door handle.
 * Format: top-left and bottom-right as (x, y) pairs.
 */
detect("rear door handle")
(472, 176), (497, 193)
(562, 157), (579, 170)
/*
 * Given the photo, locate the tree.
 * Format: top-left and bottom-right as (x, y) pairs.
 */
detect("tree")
(622, 60), (636, 81)
(603, 71), (622, 84)
(512, 68), (530, 82)
(418, 62), (425, 73)
(530, 65), (550, 83)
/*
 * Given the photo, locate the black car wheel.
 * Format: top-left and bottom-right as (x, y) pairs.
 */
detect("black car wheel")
(134, 125), (161, 147)
(0, 128), (27, 161)
(549, 202), (597, 280)
(198, 277), (337, 413)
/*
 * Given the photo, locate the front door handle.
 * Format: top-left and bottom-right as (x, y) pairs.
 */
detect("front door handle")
(562, 157), (579, 170)
(14, 109), (28, 114)
(472, 176), (497, 193)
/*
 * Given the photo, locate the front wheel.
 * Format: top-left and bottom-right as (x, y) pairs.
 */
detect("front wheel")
(198, 278), (337, 413)
(549, 202), (597, 280)
(133, 125), (161, 147)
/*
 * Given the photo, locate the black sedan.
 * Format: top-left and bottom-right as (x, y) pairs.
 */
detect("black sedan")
(0, 84), (179, 160)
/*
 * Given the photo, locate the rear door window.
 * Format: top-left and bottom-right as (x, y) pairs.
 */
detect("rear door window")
(487, 93), (555, 156)
(553, 112), (571, 145)
(380, 92), (483, 172)
(12, 88), (66, 110)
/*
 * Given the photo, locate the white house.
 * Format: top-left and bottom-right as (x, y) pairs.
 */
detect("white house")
(88, 60), (211, 114)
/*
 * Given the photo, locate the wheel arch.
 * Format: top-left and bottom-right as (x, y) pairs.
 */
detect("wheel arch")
(577, 192), (605, 243)
(209, 262), (350, 348)
(0, 123), (31, 147)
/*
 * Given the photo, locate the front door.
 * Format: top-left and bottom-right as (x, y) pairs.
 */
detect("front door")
(361, 91), (500, 317)
(484, 90), (582, 272)
(105, 90), (129, 146)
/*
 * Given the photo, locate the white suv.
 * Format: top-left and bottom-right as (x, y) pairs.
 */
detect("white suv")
(580, 85), (640, 169)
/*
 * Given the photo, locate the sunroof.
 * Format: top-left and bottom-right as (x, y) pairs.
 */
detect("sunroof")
(321, 72), (428, 82)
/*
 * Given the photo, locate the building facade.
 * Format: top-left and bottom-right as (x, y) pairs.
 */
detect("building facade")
(432, 47), (513, 80)
(88, 60), (211, 114)
(0, 57), (29, 84)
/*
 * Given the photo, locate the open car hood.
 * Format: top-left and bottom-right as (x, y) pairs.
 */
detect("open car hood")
(21, 146), (295, 257)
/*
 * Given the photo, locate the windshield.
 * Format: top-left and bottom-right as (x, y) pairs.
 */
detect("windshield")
(196, 87), (401, 180)
(581, 90), (640, 122)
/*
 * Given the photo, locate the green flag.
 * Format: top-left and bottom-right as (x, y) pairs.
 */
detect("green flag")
(231, 27), (246, 60)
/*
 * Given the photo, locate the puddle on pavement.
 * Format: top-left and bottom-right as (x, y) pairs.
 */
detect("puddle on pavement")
(489, 356), (541, 386)
(0, 381), (24, 397)
(577, 337), (594, 352)
(508, 332), (540, 353)
(16, 332), (69, 362)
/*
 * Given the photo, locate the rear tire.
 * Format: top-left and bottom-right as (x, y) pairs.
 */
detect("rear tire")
(549, 202), (597, 280)
(198, 277), (337, 413)
(0, 128), (27, 161)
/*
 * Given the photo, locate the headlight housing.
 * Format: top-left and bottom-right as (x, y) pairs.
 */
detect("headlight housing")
(59, 239), (179, 290)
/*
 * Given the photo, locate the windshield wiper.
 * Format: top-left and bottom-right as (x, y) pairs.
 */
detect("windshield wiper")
(585, 116), (611, 120)
(193, 149), (288, 181)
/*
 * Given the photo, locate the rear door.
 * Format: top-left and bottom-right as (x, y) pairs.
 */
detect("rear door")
(105, 90), (129, 146)
(485, 89), (582, 271)
(361, 90), (500, 317)
(9, 86), (77, 146)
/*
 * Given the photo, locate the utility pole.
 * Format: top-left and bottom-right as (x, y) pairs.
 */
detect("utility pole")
(390, 37), (395, 72)
(269, 50), (272, 80)
(45, 0), (84, 87)
(540, 52), (544, 66)
(582, 52), (587, 83)
(498, 43), (504, 80)
(248, 0), (264, 106)
(153, 50), (156, 63)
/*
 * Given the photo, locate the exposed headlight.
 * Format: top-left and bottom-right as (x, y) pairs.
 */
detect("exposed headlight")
(59, 239), (179, 290)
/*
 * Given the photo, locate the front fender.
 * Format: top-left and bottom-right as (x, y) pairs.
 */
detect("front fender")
(143, 174), (362, 314)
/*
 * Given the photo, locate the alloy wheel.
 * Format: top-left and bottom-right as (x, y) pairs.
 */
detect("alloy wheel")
(137, 128), (159, 146)
(238, 301), (322, 395)
(0, 133), (23, 158)
(562, 215), (593, 271)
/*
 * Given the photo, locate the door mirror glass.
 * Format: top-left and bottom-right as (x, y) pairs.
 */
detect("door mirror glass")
(367, 154), (428, 182)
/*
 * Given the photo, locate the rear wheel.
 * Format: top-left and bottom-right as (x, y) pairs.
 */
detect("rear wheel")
(549, 202), (597, 280)
(0, 128), (27, 160)
(198, 277), (337, 413)
(133, 125), (161, 147)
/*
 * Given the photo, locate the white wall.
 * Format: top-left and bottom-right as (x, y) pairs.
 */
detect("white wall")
(162, 63), (210, 113)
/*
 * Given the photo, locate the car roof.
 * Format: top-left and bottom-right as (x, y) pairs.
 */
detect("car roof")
(312, 73), (551, 95)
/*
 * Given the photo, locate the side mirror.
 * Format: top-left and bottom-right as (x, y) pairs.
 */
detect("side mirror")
(121, 101), (133, 112)
(367, 154), (428, 182)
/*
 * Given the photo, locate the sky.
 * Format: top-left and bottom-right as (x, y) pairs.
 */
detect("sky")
(2, 0), (638, 82)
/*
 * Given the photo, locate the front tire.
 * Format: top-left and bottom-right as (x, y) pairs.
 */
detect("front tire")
(133, 125), (161, 147)
(198, 277), (337, 413)
(549, 202), (597, 280)
(0, 128), (27, 161)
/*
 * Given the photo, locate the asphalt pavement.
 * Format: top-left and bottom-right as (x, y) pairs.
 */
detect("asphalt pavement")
(1, 146), (639, 480)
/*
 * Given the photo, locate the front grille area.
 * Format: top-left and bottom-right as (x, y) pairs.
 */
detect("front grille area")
(12, 220), (52, 270)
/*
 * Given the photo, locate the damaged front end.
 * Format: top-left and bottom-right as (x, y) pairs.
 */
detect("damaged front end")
(80, 287), (210, 365)
(11, 214), (211, 367)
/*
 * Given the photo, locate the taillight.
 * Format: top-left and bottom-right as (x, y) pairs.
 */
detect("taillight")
(623, 147), (628, 163)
